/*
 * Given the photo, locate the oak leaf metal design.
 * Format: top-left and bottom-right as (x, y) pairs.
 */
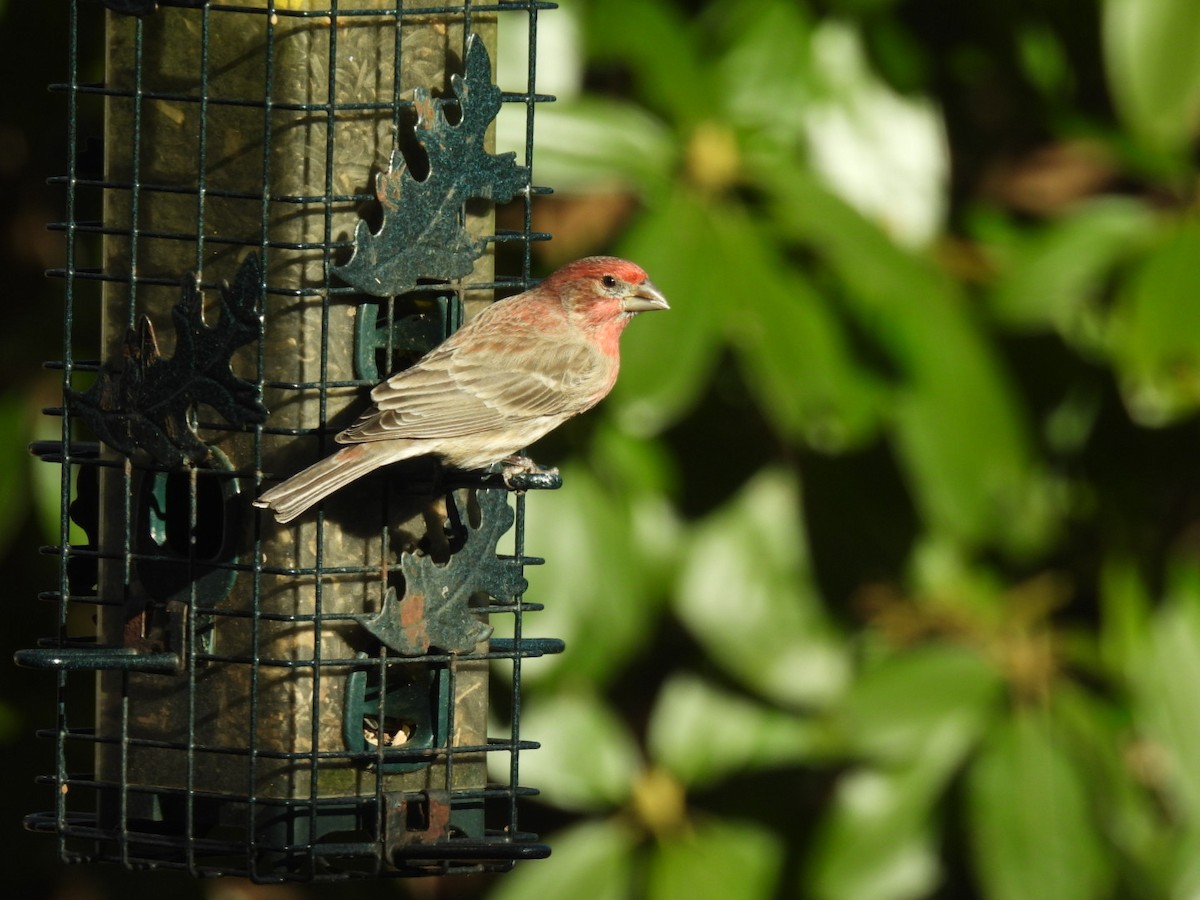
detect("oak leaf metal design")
(71, 254), (266, 466)
(336, 34), (529, 297)
(359, 488), (526, 655)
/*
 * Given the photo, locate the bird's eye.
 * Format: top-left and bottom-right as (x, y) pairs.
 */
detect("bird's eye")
(601, 274), (618, 289)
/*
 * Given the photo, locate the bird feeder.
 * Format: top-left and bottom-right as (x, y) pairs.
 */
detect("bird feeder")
(18, 0), (561, 881)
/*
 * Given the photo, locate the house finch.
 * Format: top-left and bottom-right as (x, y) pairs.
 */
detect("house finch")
(254, 256), (669, 523)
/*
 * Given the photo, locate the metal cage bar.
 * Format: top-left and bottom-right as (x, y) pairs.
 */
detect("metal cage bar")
(21, 0), (562, 882)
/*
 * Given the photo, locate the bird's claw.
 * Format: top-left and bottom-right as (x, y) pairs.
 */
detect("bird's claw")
(500, 456), (561, 491)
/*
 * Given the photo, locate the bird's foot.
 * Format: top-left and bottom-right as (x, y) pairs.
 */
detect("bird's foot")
(500, 456), (561, 491)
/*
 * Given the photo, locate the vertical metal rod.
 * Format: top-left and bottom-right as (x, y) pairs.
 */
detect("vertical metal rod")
(446, 655), (459, 795)
(463, 0), (473, 57)
(55, 0), (81, 858)
(185, 469), (199, 875)
(521, 1), (539, 288)
(118, 685), (131, 866)
(194, 4), (212, 278)
(508, 0), (543, 838)
(125, 18), (144, 331)
(117, 16), (149, 869)
(248, 0), (279, 880)
(509, 491), (529, 837)
(308, 0), (345, 871)
(377, 9), (403, 864)
(183, 7), (214, 875)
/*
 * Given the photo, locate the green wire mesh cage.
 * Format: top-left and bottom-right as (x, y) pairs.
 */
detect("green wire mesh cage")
(17, 0), (562, 881)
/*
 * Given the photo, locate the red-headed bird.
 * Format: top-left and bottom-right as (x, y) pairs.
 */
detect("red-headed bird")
(254, 256), (669, 523)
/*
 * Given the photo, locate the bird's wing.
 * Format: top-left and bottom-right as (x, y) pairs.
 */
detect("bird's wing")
(336, 331), (611, 444)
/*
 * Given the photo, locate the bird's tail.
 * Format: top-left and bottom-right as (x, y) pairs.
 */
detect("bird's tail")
(254, 444), (390, 524)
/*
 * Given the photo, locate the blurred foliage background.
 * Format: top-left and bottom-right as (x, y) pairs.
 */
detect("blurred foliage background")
(5, 0), (1200, 898)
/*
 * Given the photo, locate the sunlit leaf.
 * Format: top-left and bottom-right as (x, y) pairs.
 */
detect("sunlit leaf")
(806, 642), (1002, 899)
(988, 198), (1157, 344)
(807, 724), (974, 900)
(590, 420), (680, 502)
(498, 98), (676, 194)
(803, 22), (949, 248)
(647, 673), (824, 788)
(508, 462), (667, 686)
(712, 0), (815, 142)
(1103, 0), (1200, 154)
(648, 818), (783, 900)
(757, 164), (1051, 553)
(488, 819), (639, 900)
(1168, 839), (1200, 900)
(1052, 682), (1166, 892)
(31, 406), (66, 545)
(1109, 218), (1200, 426)
(509, 690), (642, 813)
(838, 643), (1003, 764)
(716, 206), (885, 453)
(1129, 563), (1200, 824)
(674, 467), (848, 708)
(967, 713), (1112, 900)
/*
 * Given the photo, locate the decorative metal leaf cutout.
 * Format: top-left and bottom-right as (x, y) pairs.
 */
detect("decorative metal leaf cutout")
(71, 254), (267, 467)
(335, 34), (530, 297)
(359, 488), (527, 655)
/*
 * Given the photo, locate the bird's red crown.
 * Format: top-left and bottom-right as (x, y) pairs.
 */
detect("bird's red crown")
(541, 256), (648, 289)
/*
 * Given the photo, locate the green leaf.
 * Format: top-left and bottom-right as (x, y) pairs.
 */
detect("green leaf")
(1098, 557), (1153, 678)
(734, 274), (884, 452)
(967, 714), (1112, 900)
(647, 674), (824, 788)
(838, 644), (1004, 764)
(988, 198), (1157, 341)
(1167, 837), (1200, 900)
(510, 463), (667, 686)
(499, 98), (676, 194)
(648, 819), (784, 900)
(806, 643), (1001, 900)
(718, 207), (885, 452)
(1103, 0), (1200, 154)
(31, 403), (67, 545)
(591, 421), (681, 503)
(618, 189), (883, 446)
(674, 467), (848, 708)
(509, 690), (642, 813)
(807, 747), (969, 900)
(1130, 571), (1200, 823)
(712, 0), (814, 142)
(1016, 24), (1072, 100)
(488, 819), (638, 900)
(758, 165), (1048, 552)
(608, 189), (727, 435)
(1052, 682), (1167, 893)
(1109, 218), (1200, 426)
(581, 0), (712, 127)
(801, 21), (949, 247)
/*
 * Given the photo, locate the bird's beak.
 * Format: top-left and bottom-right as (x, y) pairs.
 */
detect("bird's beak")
(622, 279), (670, 313)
